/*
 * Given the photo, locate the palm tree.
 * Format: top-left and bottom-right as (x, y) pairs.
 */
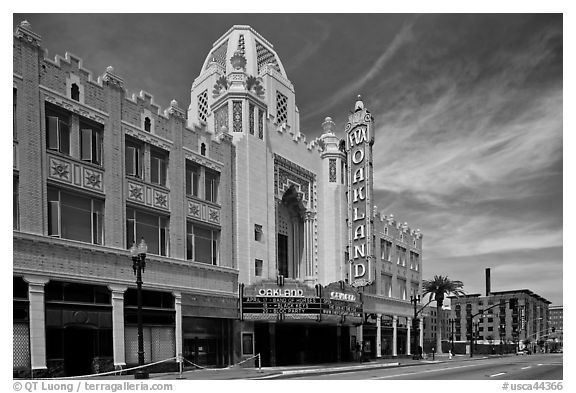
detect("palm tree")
(422, 275), (465, 354)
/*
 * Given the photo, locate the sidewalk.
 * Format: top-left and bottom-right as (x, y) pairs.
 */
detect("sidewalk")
(130, 353), (508, 380)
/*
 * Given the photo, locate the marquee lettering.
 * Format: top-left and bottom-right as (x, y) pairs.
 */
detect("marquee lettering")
(257, 288), (304, 297)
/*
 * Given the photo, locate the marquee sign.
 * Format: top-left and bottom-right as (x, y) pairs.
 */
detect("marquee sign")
(239, 280), (362, 322)
(345, 96), (375, 287)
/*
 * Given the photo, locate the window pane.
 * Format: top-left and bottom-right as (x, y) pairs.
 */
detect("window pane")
(151, 157), (159, 184)
(94, 132), (102, 165)
(48, 200), (60, 236)
(195, 234), (212, 264)
(126, 146), (136, 176)
(59, 120), (70, 154)
(47, 116), (59, 150)
(81, 129), (92, 161)
(60, 192), (92, 243)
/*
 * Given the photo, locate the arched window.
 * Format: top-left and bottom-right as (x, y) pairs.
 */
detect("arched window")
(144, 117), (151, 132)
(71, 83), (80, 101)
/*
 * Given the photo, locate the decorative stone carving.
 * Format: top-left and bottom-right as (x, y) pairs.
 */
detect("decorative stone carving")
(230, 50), (247, 70)
(212, 76), (229, 98)
(246, 76), (265, 97)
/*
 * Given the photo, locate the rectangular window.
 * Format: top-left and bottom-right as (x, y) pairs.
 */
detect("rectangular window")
(254, 224), (263, 241)
(255, 259), (263, 276)
(13, 177), (19, 230)
(185, 162), (200, 197)
(410, 251), (419, 270)
(381, 239), (392, 261)
(396, 246), (406, 266)
(186, 222), (219, 265)
(204, 169), (219, 203)
(125, 139), (142, 178)
(48, 187), (103, 244)
(150, 149), (168, 186)
(46, 106), (70, 155)
(126, 208), (169, 256)
(80, 122), (103, 165)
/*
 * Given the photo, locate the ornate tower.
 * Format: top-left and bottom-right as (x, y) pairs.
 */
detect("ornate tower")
(319, 117), (348, 284)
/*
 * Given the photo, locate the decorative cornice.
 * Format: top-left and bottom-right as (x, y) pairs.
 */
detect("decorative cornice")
(182, 147), (224, 172)
(14, 20), (41, 47)
(122, 122), (173, 151)
(102, 66), (125, 90)
(165, 99), (186, 121)
(41, 87), (109, 123)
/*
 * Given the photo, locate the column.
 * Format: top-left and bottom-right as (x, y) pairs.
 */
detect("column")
(173, 292), (182, 362)
(303, 212), (315, 281)
(376, 313), (382, 358)
(419, 318), (424, 348)
(392, 315), (398, 357)
(407, 317), (411, 355)
(24, 275), (49, 370)
(108, 284), (127, 367)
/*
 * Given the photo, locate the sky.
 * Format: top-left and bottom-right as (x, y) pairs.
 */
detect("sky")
(11, 13), (564, 306)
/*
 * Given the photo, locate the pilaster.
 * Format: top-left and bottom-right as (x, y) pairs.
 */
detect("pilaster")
(23, 275), (50, 370)
(173, 291), (183, 361)
(102, 66), (126, 248)
(376, 313), (382, 358)
(407, 317), (411, 355)
(108, 284), (127, 367)
(392, 315), (398, 357)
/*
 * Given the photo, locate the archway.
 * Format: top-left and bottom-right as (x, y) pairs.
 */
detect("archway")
(276, 186), (305, 278)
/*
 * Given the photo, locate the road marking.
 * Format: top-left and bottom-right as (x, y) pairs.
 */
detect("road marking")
(371, 363), (481, 379)
(489, 372), (507, 377)
(521, 366), (531, 370)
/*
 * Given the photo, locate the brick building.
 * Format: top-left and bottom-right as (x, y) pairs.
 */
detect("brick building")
(548, 305), (563, 348)
(13, 21), (424, 376)
(448, 290), (550, 353)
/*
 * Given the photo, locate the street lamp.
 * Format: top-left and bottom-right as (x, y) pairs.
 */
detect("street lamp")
(130, 237), (148, 379)
(449, 318), (455, 352)
(410, 295), (420, 360)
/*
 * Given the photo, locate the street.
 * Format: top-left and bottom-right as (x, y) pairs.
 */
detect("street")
(274, 353), (563, 380)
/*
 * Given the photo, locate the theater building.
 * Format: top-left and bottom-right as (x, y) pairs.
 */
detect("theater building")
(13, 21), (424, 376)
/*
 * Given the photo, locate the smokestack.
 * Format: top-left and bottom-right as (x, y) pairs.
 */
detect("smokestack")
(485, 268), (491, 296)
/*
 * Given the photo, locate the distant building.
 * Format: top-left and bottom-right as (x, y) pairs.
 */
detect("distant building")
(449, 290), (551, 349)
(548, 305), (563, 346)
(421, 304), (450, 351)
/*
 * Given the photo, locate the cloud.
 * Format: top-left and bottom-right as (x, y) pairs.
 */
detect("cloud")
(300, 19), (416, 123)
(284, 20), (332, 74)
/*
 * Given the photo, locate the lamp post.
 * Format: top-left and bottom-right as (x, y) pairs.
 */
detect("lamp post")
(130, 237), (149, 379)
(449, 318), (455, 353)
(410, 295), (420, 360)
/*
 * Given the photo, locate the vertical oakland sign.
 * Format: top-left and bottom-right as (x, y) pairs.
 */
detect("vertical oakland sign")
(345, 96), (375, 287)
